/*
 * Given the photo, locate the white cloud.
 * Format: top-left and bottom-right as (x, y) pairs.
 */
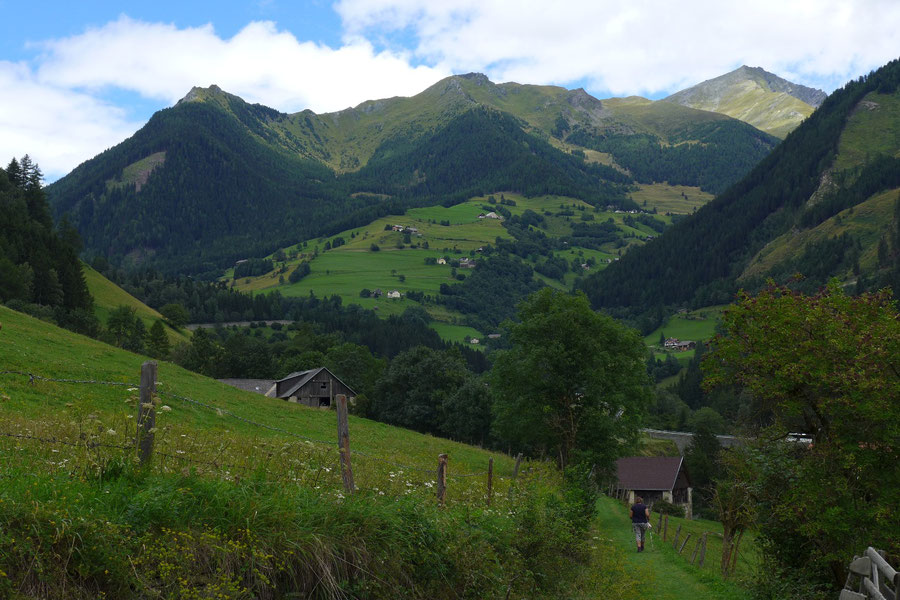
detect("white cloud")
(335, 0), (900, 95)
(35, 16), (449, 113)
(5, 15), (448, 178)
(0, 61), (142, 181)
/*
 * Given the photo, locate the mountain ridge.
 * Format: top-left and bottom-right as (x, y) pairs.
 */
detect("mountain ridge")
(664, 65), (826, 138)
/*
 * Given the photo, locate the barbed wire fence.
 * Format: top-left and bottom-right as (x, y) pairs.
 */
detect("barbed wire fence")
(0, 362), (528, 506)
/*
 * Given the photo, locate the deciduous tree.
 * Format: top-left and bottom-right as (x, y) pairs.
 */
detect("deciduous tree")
(490, 288), (650, 470)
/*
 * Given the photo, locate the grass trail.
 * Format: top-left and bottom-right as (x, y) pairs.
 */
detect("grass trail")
(594, 497), (751, 600)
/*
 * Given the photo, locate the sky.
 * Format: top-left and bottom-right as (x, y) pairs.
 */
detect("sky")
(1, 0), (898, 181)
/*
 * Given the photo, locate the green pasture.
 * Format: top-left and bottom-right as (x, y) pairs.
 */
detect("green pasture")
(83, 264), (188, 346)
(833, 91), (900, 173)
(630, 183), (714, 215)
(644, 307), (723, 348)
(226, 192), (683, 344)
(0, 304), (512, 479)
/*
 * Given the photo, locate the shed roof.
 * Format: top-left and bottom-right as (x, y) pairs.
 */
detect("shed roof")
(615, 456), (687, 491)
(218, 378), (275, 395)
(276, 367), (356, 399)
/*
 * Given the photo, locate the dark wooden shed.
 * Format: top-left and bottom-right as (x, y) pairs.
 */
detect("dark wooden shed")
(272, 367), (356, 408)
(615, 456), (693, 518)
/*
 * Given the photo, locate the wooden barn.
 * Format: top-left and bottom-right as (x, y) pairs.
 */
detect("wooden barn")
(270, 367), (356, 408)
(614, 456), (693, 518)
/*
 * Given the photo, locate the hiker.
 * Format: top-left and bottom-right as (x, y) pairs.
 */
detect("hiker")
(630, 496), (651, 552)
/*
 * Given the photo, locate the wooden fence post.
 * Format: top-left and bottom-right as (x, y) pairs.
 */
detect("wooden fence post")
(679, 533), (692, 554)
(690, 535), (702, 564)
(672, 524), (682, 549)
(487, 457), (494, 506)
(436, 454), (448, 506)
(698, 533), (709, 567)
(137, 361), (157, 466)
(657, 511), (663, 531)
(335, 394), (355, 494)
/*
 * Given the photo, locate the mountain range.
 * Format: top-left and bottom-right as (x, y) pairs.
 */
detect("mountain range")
(46, 68), (792, 276)
(664, 65), (826, 138)
(583, 58), (900, 328)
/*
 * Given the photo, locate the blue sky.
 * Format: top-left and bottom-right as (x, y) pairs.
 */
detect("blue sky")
(2, 0), (898, 180)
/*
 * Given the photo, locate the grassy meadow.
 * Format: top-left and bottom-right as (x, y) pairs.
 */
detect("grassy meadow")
(630, 183), (714, 215)
(82, 264), (189, 346)
(1, 304), (639, 599)
(227, 192), (674, 344)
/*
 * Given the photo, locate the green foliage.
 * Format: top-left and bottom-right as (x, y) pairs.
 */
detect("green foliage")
(491, 288), (651, 470)
(704, 282), (900, 589)
(567, 120), (778, 195)
(288, 261), (310, 283)
(583, 58), (900, 319)
(159, 302), (189, 328)
(0, 159), (94, 334)
(146, 319), (170, 359)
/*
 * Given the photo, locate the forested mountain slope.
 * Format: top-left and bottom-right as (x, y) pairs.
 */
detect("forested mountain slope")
(582, 58), (900, 327)
(47, 72), (779, 277)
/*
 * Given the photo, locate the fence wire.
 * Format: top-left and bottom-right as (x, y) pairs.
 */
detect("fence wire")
(2, 369), (509, 484)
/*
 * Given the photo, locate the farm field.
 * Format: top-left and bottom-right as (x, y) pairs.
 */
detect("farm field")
(644, 307), (723, 349)
(226, 192), (674, 343)
(630, 183), (715, 215)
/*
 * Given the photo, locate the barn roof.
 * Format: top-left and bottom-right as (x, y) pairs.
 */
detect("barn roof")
(276, 367), (356, 399)
(615, 456), (687, 491)
(218, 378), (275, 395)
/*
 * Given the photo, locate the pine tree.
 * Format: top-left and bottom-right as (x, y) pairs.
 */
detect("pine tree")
(147, 320), (171, 359)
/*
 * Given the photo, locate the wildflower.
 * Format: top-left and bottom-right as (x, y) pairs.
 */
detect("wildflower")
(160, 405), (172, 412)
(106, 429), (116, 435)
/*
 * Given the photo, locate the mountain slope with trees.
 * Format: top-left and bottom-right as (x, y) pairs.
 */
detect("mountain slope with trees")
(47, 72), (782, 277)
(581, 58), (900, 329)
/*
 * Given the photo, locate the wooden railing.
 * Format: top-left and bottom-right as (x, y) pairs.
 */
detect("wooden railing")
(841, 548), (899, 600)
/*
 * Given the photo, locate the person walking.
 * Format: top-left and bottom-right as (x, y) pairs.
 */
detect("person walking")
(630, 496), (651, 552)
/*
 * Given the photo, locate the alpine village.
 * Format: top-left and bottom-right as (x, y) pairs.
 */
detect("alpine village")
(1, 20), (899, 600)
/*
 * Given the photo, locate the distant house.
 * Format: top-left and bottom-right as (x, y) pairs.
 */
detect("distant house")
(392, 225), (404, 231)
(483, 211), (502, 220)
(487, 333), (501, 339)
(581, 263), (590, 270)
(664, 337), (696, 351)
(372, 288), (383, 298)
(437, 258), (447, 265)
(470, 338), (480, 345)
(459, 258), (476, 269)
(387, 290), (401, 299)
(478, 213), (486, 219)
(270, 367), (356, 408)
(615, 456), (693, 518)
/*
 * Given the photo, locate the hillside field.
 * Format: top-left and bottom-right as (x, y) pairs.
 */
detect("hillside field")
(82, 264), (189, 346)
(227, 192), (683, 343)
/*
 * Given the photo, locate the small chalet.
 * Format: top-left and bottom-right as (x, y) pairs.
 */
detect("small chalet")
(387, 290), (401, 299)
(437, 258), (447, 265)
(614, 456), (693, 518)
(459, 257), (476, 269)
(372, 288), (383, 298)
(470, 338), (480, 345)
(269, 367), (356, 408)
(483, 211), (502, 220)
(665, 337), (696, 351)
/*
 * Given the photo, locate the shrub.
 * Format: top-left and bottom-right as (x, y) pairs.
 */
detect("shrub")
(650, 498), (684, 517)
